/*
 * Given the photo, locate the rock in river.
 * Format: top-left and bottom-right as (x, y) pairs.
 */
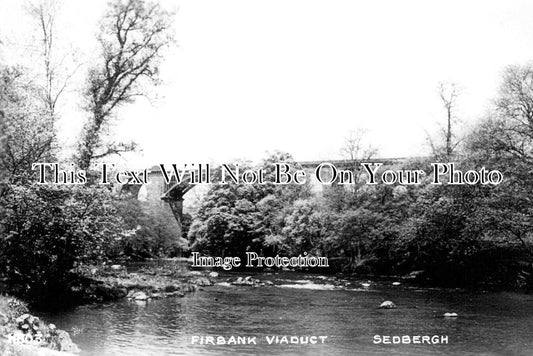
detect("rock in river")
(232, 276), (262, 286)
(443, 312), (458, 318)
(110, 264), (123, 271)
(130, 291), (149, 301)
(379, 301), (397, 309)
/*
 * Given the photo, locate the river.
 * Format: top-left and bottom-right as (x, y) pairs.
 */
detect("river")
(40, 270), (533, 356)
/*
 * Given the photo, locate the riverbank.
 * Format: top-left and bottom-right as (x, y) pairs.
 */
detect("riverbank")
(74, 261), (528, 306)
(68, 263), (216, 304)
(11, 258), (525, 314)
(0, 295), (79, 355)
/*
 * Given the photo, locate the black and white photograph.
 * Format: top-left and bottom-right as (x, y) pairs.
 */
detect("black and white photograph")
(1, 1), (533, 355)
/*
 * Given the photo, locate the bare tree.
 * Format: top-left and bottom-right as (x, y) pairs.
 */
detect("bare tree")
(439, 82), (459, 157)
(77, 0), (175, 170)
(339, 128), (377, 190)
(426, 82), (462, 159)
(26, 0), (80, 117)
(341, 128), (377, 166)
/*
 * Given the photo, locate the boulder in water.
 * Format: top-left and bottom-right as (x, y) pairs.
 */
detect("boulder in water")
(164, 291), (185, 298)
(56, 330), (80, 353)
(443, 312), (458, 318)
(131, 291), (149, 301)
(379, 301), (396, 309)
(231, 276), (263, 286)
(193, 277), (213, 286)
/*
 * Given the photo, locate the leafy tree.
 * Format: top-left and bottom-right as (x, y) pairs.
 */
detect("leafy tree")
(188, 179), (265, 257)
(77, 0), (175, 170)
(189, 152), (310, 259)
(279, 199), (325, 255)
(113, 197), (188, 259)
(0, 66), (55, 184)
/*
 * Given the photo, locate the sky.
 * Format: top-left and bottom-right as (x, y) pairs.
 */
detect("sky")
(2, 0), (533, 167)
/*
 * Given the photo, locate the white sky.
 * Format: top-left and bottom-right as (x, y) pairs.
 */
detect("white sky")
(2, 0), (533, 167)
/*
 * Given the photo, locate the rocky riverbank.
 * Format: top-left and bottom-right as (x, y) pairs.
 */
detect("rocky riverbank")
(0, 296), (79, 355)
(0, 264), (221, 355)
(68, 263), (215, 304)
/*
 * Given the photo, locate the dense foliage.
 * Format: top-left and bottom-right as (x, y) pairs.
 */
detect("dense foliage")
(188, 153), (312, 259)
(0, 185), (126, 302)
(188, 65), (533, 289)
(189, 154), (533, 288)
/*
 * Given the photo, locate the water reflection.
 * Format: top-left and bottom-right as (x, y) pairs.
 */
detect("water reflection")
(41, 272), (533, 356)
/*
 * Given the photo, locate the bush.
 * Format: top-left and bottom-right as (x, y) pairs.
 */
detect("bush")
(0, 184), (127, 303)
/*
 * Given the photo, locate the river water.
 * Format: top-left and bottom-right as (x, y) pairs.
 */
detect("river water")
(40, 271), (533, 356)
